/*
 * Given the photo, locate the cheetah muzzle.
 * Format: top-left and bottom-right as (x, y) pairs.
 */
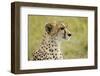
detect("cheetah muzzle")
(32, 21), (71, 60)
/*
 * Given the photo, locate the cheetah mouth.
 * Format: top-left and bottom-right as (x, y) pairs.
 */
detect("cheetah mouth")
(63, 35), (71, 40)
(63, 35), (66, 39)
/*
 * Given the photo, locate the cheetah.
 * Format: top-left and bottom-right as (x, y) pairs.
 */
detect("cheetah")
(32, 21), (71, 60)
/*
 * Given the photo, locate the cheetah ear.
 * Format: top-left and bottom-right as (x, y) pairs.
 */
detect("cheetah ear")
(45, 23), (52, 34)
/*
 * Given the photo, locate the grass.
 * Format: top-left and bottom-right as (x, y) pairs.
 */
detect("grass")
(28, 15), (88, 60)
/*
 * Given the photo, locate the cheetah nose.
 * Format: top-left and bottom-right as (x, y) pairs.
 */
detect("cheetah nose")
(68, 33), (71, 36)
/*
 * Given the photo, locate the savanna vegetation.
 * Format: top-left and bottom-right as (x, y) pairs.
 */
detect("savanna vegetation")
(28, 15), (88, 60)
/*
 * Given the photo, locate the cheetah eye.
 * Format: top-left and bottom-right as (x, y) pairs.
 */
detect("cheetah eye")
(60, 27), (64, 30)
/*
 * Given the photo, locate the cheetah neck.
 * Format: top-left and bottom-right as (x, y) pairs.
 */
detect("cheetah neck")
(35, 33), (63, 60)
(40, 32), (61, 51)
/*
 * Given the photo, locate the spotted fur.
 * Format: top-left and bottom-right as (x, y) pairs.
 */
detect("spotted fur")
(32, 21), (71, 60)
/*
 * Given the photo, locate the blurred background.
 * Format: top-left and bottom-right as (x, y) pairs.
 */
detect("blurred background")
(28, 15), (88, 60)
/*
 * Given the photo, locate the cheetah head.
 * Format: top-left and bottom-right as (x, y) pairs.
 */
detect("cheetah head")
(45, 21), (71, 40)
